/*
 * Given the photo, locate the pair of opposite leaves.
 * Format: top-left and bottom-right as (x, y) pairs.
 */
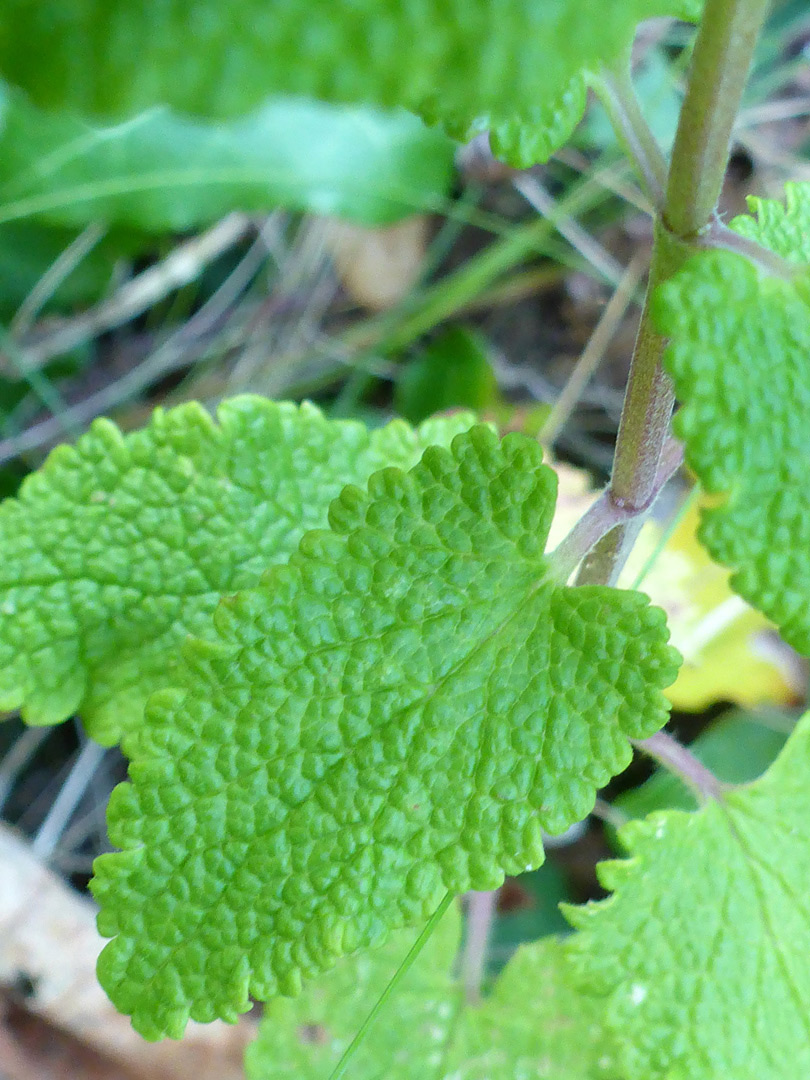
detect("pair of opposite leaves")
(0, 184), (808, 1074)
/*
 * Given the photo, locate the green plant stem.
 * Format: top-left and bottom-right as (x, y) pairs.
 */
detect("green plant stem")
(666, 0), (772, 239)
(327, 892), (454, 1080)
(576, 0), (771, 587)
(550, 437), (683, 582)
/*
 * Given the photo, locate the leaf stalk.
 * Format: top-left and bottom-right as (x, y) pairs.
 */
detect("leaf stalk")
(633, 731), (726, 804)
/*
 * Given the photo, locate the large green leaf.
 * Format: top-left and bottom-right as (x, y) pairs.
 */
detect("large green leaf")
(0, 398), (473, 743)
(0, 1), (700, 167)
(0, 83), (454, 229)
(91, 424), (679, 1037)
(568, 710), (810, 1079)
(654, 183), (810, 655)
(246, 906), (610, 1080)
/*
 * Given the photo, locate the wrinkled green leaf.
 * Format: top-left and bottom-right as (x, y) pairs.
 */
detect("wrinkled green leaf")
(0, 83), (455, 229)
(0, 398), (473, 743)
(654, 183), (810, 655)
(91, 425), (679, 1037)
(0, 1), (700, 167)
(568, 710), (810, 1080)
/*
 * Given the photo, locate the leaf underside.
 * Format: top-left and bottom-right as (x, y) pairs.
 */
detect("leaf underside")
(91, 425), (679, 1038)
(654, 182), (810, 655)
(0, 1), (700, 167)
(568, 710), (810, 1080)
(0, 397), (473, 743)
(246, 905), (610, 1080)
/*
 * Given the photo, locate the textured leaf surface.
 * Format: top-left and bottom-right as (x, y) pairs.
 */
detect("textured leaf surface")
(91, 425), (679, 1037)
(0, 82), (454, 229)
(246, 907), (609, 1080)
(546, 466), (793, 711)
(0, 398), (472, 742)
(568, 711), (810, 1079)
(0, 1), (700, 166)
(654, 182), (810, 655)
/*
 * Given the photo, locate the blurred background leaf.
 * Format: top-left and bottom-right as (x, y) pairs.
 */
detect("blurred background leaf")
(394, 325), (499, 423)
(0, 84), (456, 230)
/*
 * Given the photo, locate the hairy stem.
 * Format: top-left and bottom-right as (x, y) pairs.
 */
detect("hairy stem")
(551, 438), (683, 582)
(633, 731), (726, 804)
(577, 0), (770, 586)
(666, 0), (772, 239)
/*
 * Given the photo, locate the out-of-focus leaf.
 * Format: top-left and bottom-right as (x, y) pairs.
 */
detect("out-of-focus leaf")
(0, 84), (456, 230)
(0, 1), (701, 168)
(395, 326), (499, 424)
(0, 221), (118, 314)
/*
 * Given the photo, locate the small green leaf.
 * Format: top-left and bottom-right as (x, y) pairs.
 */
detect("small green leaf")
(568, 711), (810, 1080)
(0, 1), (700, 167)
(394, 326), (498, 425)
(654, 182), (810, 655)
(91, 425), (679, 1037)
(246, 902), (610, 1080)
(0, 82), (455, 230)
(0, 398), (473, 743)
